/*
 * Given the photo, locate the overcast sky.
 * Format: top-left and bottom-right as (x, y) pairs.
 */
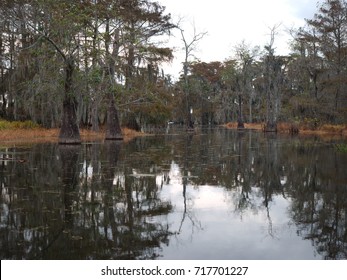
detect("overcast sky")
(158, 0), (320, 78)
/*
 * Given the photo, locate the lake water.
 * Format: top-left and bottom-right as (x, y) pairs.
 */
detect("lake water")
(1, 128), (346, 260)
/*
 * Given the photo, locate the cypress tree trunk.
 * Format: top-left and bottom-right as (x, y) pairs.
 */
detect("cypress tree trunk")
(59, 98), (81, 144)
(264, 94), (277, 133)
(104, 23), (123, 141)
(264, 121), (277, 132)
(237, 94), (244, 129)
(105, 97), (123, 140)
(58, 58), (81, 144)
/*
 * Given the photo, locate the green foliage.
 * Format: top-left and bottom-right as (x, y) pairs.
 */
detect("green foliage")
(88, 67), (103, 85)
(0, 120), (40, 130)
(0, 0), (176, 133)
(135, 101), (172, 126)
(147, 103), (171, 125)
(335, 143), (347, 153)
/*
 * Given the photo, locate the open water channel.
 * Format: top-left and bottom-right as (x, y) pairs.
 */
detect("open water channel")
(1, 128), (346, 259)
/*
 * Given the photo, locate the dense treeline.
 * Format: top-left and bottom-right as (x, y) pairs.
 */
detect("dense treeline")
(0, 0), (347, 141)
(0, 0), (174, 143)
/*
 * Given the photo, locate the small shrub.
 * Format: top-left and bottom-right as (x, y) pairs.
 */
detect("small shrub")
(335, 143), (347, 153)
(0, 120), (40, 130)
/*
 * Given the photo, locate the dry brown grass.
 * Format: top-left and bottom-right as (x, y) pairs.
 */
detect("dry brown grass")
(276, 122), (291, 132)
(0, 127), (146, 145)
(0, 128), (59, 144)
(121, 127), (148, 138)
(223, 122), (347, 137)
(224, 122), (263, 130)
(299, 124), (347, 136)
(244, 123), (263, 130)
(224, 122), (238, 129)
(79, 128), (147, 142)
(1, 122), (345, 145)
(318, 124), (346, 133)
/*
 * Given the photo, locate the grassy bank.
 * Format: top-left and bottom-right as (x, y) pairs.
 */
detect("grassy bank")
(0, 120), (40, 130)
(224, 122), (347, 137)
(1, 120), (346, 144)
(0, 120), (146, 144)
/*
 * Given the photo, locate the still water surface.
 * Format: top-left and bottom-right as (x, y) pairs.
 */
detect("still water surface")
(1, 128), (346, 259)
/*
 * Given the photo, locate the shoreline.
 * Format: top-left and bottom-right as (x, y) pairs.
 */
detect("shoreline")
(0, 127), (146, 146)
(223, 122), (347, 138)
(1, 122), (346, 146)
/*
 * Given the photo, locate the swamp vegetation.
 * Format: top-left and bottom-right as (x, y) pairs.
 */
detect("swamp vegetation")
(0, 0), (347, 140)
(0, 0), (346, 261)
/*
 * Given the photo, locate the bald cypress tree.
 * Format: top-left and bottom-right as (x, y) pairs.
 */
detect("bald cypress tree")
(305, 0), (347, 121)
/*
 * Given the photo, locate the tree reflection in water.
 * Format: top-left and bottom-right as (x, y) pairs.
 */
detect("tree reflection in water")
(0, 141), (172, 259)
(0, 129), (346, 259)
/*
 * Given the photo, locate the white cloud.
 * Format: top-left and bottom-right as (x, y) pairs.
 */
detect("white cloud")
(158, 0), (319, 78)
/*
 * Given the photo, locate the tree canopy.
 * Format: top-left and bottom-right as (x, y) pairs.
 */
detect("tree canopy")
(0, 0), (346, 139)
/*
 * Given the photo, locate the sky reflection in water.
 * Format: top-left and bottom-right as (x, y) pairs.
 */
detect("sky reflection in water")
(0, 129), (346, 259)
(157, 162), (319, 260)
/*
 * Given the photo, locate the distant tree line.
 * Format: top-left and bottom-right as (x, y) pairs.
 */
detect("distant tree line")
(0, 0), (346, 141)
(175, 0), (347, 131)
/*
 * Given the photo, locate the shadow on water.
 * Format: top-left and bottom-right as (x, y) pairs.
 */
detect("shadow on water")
(0, 128), (346, 259)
